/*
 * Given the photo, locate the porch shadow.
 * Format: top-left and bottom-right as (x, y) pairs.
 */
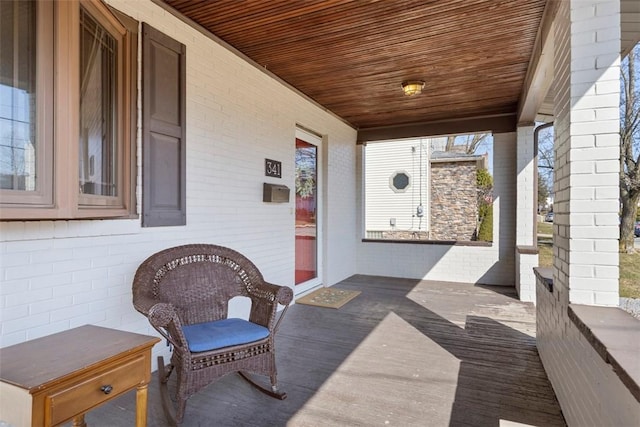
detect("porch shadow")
(338, 275), (565, 427)
(81, 274), (564, 426)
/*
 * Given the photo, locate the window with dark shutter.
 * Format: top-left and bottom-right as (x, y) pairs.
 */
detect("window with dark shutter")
(142, 23), (186, 227)
(0, 0), (137, 220)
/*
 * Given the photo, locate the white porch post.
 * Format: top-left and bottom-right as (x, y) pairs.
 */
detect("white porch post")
(515, 124), (538, 303)
(554, 0), (620, 306)
(536, 1), (629, 425)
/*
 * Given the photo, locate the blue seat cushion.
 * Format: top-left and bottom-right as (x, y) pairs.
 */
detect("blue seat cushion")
(182, 318), (270, 352)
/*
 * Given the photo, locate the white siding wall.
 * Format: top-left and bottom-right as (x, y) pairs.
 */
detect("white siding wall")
(357, 132), (516, 286)
(0, 0), (357, 364)
(364, 139), (430, 233)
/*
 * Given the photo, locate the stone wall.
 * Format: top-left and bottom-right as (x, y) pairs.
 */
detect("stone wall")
(430, 161), (478, 240)
(380, 230), (430, 240)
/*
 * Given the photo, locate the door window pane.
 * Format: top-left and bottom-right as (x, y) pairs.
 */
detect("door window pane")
(79, 7), (118, 197)
(295, 138), (318, 285)
(0, 1), (37, 191)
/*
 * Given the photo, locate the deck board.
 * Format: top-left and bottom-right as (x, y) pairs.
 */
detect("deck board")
(80, 275), (566, 426)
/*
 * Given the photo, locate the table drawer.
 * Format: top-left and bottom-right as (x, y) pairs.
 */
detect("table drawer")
(46, 355), (145, 426)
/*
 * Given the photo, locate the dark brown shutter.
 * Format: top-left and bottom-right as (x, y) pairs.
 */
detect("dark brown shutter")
(142, 23), (186, 227)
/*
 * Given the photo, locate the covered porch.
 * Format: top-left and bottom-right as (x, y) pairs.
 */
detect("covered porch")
(1, 0), (640, 425)
(81, 275), (565, 426)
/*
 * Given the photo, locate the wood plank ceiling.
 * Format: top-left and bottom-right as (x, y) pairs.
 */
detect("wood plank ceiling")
(161, 0), (548, 139)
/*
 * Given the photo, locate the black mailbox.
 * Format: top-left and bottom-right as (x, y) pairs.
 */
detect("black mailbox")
(263, 183), (290, 203)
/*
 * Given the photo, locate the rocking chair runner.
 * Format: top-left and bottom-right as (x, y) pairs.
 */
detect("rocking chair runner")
(132, 244), (293, 424)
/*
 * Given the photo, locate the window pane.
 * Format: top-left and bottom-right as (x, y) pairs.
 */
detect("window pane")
(79, 8), (118, 197)
(0, 1), (37, 191)
(295, 138), (318, 285)
(364, 134), (493, 242)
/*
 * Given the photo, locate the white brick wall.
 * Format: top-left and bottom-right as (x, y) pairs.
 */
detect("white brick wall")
(537, 281), (640, 426)
(0, 0), (357, 364)
(356, 132), (516, 286)
(537, 1), (631, 425)
(516, 125), (537, 247)
(516, 252), (538, 303)
(551, 0), (621, 309)
(554, 0), (621, 306)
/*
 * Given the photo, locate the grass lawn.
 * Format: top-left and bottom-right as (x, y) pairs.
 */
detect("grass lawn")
(538, 221), (553, 235)
(619, 253), (640, 298)
(537, 223), (640, 299)
(538, 241), (553, 268)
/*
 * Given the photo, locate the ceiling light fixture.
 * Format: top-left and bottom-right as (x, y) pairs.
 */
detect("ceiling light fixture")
(401, 80), (425, 96)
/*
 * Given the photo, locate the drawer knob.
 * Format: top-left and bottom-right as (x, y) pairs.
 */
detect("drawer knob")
(101, 385), (113, 395)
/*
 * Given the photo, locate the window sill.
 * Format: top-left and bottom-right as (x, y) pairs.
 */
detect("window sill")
(568, 304), (640, 403)
(516, 245), (539, 255)
(361, 238), (492, 247)
(0, 208), (138, 221)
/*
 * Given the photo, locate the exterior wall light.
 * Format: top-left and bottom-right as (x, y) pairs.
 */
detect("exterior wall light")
(401, 81), (425, 96)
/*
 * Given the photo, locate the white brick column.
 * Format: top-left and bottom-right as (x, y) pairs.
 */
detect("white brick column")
(515, 124), (538, 302)
(553, 0), (620, 307)
(536, 1), (631, 425)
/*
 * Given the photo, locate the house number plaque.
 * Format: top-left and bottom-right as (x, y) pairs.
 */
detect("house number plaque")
(265, 159), (282, 178)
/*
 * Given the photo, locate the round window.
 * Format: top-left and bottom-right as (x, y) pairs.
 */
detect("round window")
(390, 171), (410, 192)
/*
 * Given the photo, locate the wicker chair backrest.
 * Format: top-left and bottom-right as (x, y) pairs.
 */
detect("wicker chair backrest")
(134, 244), (265, 326)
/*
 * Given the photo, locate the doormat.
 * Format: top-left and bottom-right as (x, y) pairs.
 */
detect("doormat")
(296, 287), (361, 309)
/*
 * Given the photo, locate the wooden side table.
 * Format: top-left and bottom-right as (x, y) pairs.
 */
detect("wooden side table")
(0, 325), (160, 427)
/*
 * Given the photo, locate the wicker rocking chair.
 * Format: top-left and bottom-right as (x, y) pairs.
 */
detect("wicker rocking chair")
(132, 244), (293, 424)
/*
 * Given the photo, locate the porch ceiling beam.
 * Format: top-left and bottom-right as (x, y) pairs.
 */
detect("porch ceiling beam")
(517, 0), (560, 124)
(356, 113), (517, 144)
(622, 0), (640, 57)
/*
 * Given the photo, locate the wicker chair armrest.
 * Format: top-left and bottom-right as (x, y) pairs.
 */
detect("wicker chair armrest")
(273, 283), (293, 306)
(248, 282), (292, 330)
(133, 293), (160, 317)
(148, 303), (188, 349)
(148, 303), (179, 327)
(255, 281), (293, 306)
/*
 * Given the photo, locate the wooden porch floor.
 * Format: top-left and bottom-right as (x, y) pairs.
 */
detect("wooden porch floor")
(83, 275), (566, 426)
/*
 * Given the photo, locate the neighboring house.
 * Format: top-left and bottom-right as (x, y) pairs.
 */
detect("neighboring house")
(430, 151), (488, 241)
(365, 138), (487, 242)
(364, 138), (433, 239)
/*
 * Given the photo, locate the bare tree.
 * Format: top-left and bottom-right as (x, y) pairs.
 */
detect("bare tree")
(445, 133), (489, 154)
(536, 124), (554, 210)
(620, 43), (640, 253)
(538, 174), (550, 210)
(537, 127), (554, 171)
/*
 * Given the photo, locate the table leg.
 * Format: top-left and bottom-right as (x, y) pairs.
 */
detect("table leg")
(136, 383), (149, 427)
(72, 414), (87, 427)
